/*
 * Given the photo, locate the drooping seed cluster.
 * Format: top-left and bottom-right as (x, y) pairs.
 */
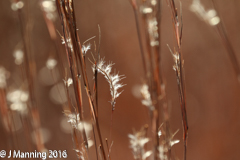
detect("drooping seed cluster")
(140, 84), (154, 111)
(128, 128), (152, 160)
(93, 58), (125, 110)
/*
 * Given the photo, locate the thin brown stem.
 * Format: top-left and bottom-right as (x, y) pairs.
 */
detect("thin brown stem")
(15, 0), (45, 152)
(56, 0), (89, 149)
(130, 0), (148, 77)
(105, 139), (112, 160)
(212, 0), (240, 81)
(167, 1), (188, 160)
(56, 1), (107, 159)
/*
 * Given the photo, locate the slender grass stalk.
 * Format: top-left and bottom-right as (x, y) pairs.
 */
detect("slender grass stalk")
(0, 89), (17, 150)
(130, 0), (148, 77)
(19, 114), (34, 153)
(105, 138), (112, 160)
(211, 0), (240, 81)
(56, 0), (89, 150)
(130, 1), (173, 160)
(137, 1), (159, 159)
(94, 25), (101, 114)
(167, 1), (188, 160)
(63, 72), (86, 159)
(92, 124), (99, 160)
(156, 0), (172, 155)
(56, 1), (107, 159)
(15, 0), (45, 152)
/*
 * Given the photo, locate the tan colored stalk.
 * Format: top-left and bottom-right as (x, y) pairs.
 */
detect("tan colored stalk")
(167, 1), (188, 160)
(130, 0), (172, 159)
(211, 0), (240, 81)
(56, 1), (107, 159)
(15, 0), (45, 152)
(55, 0), (89, 150)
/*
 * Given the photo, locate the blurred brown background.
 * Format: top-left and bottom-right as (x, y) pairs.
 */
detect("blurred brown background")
(1, 0), (240, 160)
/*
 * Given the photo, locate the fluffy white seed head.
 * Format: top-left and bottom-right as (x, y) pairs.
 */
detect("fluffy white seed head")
(140, 84), (154, 111)
(158, 145), (167, 160)
(93, 58), (125, 110)
(128, 128), (152, 160)
(170, 139), (180, 147)
(11, 1), (24, 11)
(190, 0), (220, 26)
(81, 44), (91, 55)
(66, 113), (80, 129)
(46, 58), (57, 70)
(41, 0), (57, 21)
(148, 18), (159, 46)
(7, 90), (29, 103)
(13, 49), (24, 65)
(63, 78), (73, 87)
(7, 90), (29, 115)
(65, 113), (92, 138)
(141, 7), (153, 14)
